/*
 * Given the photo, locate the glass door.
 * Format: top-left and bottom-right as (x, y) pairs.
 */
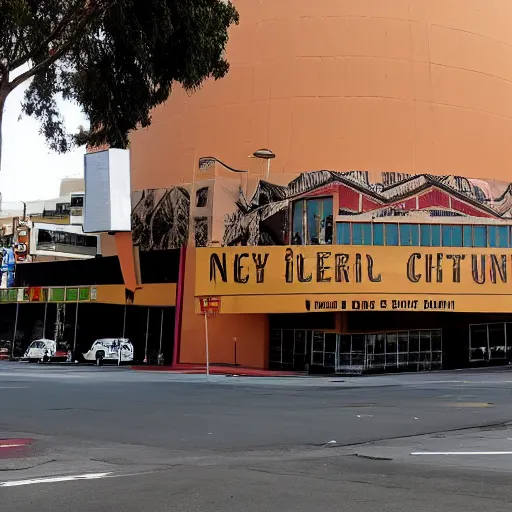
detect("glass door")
(489, 324), (506, 361)
(311, 331), (325, 367)
(269, 329), (282, 369)
(281, 330), (294, 368)
(293, 330), (308, 371)
(469, 324), (488, 362)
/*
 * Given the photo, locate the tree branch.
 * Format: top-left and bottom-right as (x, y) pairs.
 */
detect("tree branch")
(10, 3), (84, 71)
(8, 2), (106, 92)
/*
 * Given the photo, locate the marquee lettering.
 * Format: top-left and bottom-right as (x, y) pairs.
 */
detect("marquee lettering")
(207, 250), (512, 287)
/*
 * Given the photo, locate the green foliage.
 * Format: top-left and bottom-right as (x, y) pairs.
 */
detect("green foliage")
(0, 0), (239, 151)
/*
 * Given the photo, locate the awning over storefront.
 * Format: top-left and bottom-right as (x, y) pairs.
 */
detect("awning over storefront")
(0, 283), (176, 307)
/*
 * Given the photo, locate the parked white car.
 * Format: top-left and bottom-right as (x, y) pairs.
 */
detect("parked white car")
(83, 338), (134, 365)
(22, 339), (68, 362)
(0, 340), (9, 360)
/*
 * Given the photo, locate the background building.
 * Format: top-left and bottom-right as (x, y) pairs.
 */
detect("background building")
(0, 178), (100, 265)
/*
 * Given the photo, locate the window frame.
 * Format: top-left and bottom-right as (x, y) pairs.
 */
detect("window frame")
(290, 196), (334, 246)
(352, 222), (372, 246)
(385, 223), (399, 246)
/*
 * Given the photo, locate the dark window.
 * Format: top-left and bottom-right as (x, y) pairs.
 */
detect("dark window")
(85, 236), (98, 248)
(55, 203), (70, 214)
(36, 229), (97, 253)
(37, 229), (53, 244)
(195, 187), (209, 208)
(70, 196), (84, 207)
(139, 249), (180, 283)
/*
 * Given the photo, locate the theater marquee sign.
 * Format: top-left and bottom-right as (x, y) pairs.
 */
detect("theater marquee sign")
(195, 247), (512, 314)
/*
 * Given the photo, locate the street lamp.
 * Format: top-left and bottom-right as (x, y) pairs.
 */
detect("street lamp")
(250, 149), (276, 181)
(198, 156), (247, 174)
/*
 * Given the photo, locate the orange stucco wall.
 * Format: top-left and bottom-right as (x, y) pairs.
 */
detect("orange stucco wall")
(180, 246), (269, 368)
(95, 284), (177, 306)
(131, 0), (512, 190)
(129, 0), (512, 368)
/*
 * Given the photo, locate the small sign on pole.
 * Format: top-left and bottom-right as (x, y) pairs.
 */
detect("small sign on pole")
(199, 297), (220, 378)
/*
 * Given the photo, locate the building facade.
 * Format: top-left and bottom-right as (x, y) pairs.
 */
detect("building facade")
(6, 0), (512, 372)
(103, 0), (512, 373)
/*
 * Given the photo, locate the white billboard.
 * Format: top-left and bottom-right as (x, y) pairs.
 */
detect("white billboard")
(83, 149), (131, 233)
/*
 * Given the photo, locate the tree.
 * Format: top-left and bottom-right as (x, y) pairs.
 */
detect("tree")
(0, 0), (239, 171)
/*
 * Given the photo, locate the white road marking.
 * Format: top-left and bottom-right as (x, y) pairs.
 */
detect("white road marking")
(411, 451), (512, 456)
(0, 472), (112, 488)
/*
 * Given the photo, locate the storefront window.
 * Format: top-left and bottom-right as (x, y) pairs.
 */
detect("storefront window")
(386, 333), (398, 366)
(324, 334), (337, 368)
(442, 225), (463, 247)
(488, 323), (506, 360)
(307, 198), (333, 245)
(312, 331), (325, 365)
(373, 224), (384, 245)
(385, 224), (399, 246)
(292, 197), (333, 245)
(463, 225), (472, 247)
(399, 224), (419, 246)
(469, 325), (488, 361)
(352, 223), (372, 245)
(489, 226), (509, 248)
(473, 226), (487, 248)
(332, 222), (512, 247)
(420, 225), (431, 247)
(337, 223), (351, 245)
(292, 202), (304, 245)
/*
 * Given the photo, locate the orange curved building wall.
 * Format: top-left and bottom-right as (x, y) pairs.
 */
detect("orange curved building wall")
(131, 0), (512, 190)
(129, 0), (512, 368)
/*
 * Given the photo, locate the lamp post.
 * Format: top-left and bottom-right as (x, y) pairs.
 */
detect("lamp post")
(251, 149), (276, 181)
(198, 156), (247, 174)
(198, 155), (249, 199)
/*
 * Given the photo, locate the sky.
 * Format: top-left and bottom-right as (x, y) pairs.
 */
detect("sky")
(1, 76), (89, 207)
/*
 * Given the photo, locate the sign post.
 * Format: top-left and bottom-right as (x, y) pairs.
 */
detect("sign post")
(204, 313), (210, 378)
(199, 297), (220, 379)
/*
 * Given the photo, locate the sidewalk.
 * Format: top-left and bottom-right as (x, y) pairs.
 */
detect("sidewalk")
(130, 363), (303, 377)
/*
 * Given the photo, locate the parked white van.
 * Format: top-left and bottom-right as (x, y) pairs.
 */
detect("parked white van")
(83, 338), (134, 365)
(22, 339), (68, 362)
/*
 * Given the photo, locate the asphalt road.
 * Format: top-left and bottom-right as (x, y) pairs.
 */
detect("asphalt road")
(2, 363), (512, 511)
